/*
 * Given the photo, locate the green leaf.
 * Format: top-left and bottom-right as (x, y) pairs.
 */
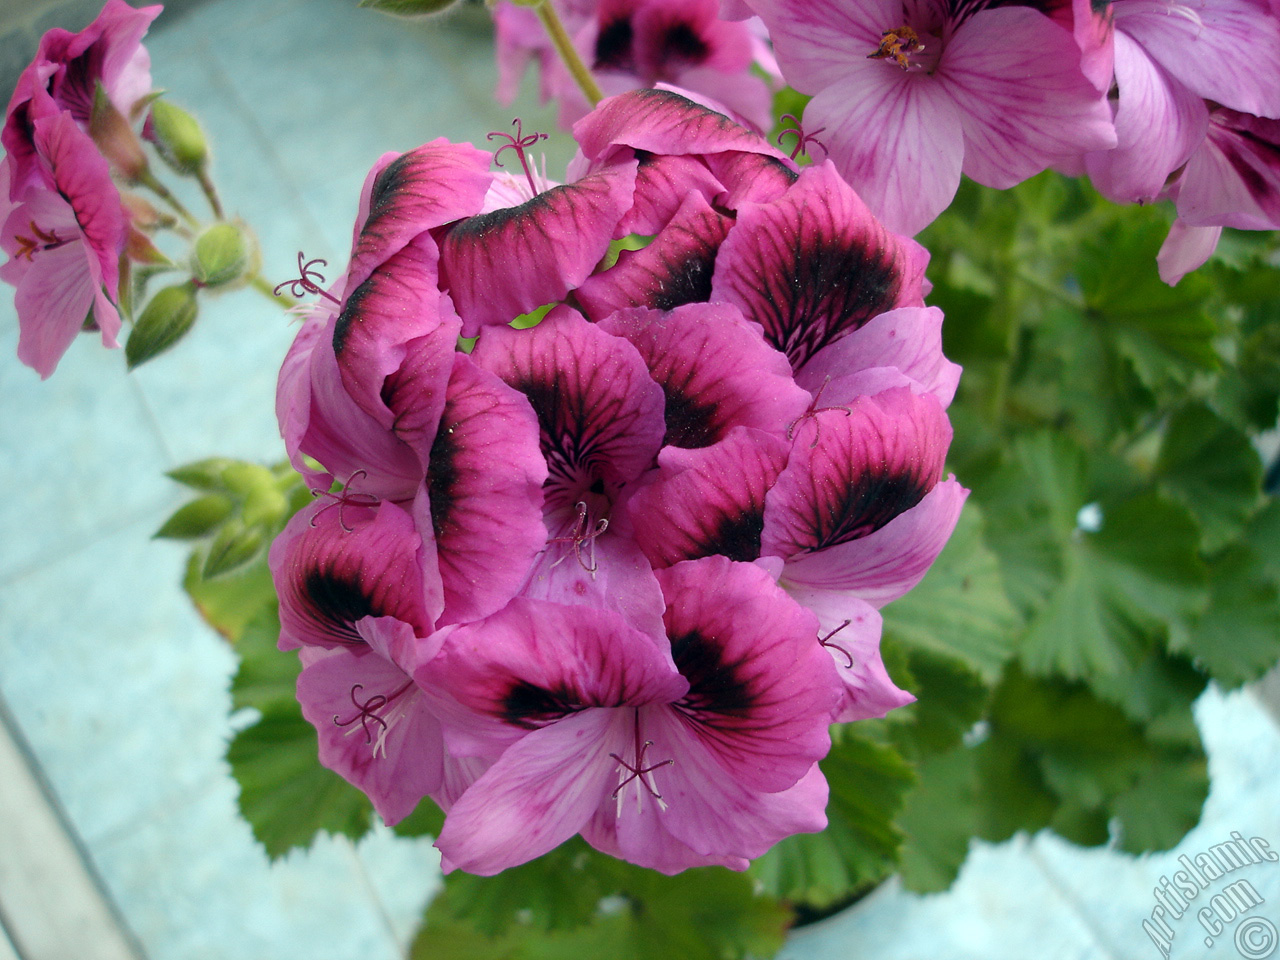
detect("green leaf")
(182, 550), (277, 642)
(751, 733), (913, 909)
(1177, 544), (1280, 690)
(153, 493), (232, 539)
(415, 850), (790, 960)
(895, 747), (979, 893)
(390, 799), (445, 840)
(1156, 403), (1262, 551)
(228, 605), (297, 714)
(885, 645), (990, 759)
(1113, 753), (1208, 854)
(880, 502), (1019, 683)
(227, 701), (374, 858)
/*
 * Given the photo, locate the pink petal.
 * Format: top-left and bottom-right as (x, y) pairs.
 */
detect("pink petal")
(12, 235), (98, 378)
(796, 305), (961, 407)
(1175, 109), (1280, 231)
(626, 426), (791, 567)
(438, 160), (638, 334)
(657, 556), (840, 791)
(426, 354), (548, 625)
(298, 644), (446, 825)
(711, 161), (930, 370)
(1156, 220), (1222, 287)
(780, 476), (968, 608)
(941, 6), (1116, 190)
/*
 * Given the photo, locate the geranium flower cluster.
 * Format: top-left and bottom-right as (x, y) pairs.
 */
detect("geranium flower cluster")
(0, 0), (160, 377)
(270, 88), (966, 875)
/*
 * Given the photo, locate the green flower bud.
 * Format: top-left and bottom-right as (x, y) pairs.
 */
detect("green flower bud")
(166, 457), (241, 491)
(220, 461), (279, 500)
(192, 221), (256, 288)
(358, 0), (461, 15)
(154, 494), (234, 539)
(126, 281), (199, 369)
(147, 99), (209, 175)
(202, 519), (265, 580)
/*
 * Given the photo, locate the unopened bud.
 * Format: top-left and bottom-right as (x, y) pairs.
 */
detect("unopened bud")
(192, 221), (255, 288)
(358, 0), (461, 15)
(90, 83), (149, 182)
(147, 99), (209, 175)
(167, 457), (241, 491)
(126, 281), (199, 368)
(202, 519), (265, 579)
(154, 494), (234, 539)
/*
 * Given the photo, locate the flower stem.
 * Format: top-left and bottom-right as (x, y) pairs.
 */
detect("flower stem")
(138, 170), (200, 229)
(249, 273), (296, 310)
(536, 1), (603, 107)
(196, 169), (224, 220)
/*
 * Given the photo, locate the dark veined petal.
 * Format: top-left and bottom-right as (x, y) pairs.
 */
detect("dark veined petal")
(626, 426), (790, 567)
(347, 139), (493, 293)
(616, 150), (728, 236)
(656, 556), (840, 792)
(761, 387), (951, 559)
(333, 233), (460, 436)
(471, 306), (666, 509)
(600, 302), (811, 450)
(711, 161), (928, 371)
(577, 191), (733, 320)
(271, 499), (442, 651)
(438, 159), (638, 335)
(426, 353), (548, 625)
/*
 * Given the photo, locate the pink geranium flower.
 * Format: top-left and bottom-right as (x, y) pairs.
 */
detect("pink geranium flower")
(0, 90), (125, 378)
(746, 0), (1116, 234)
(3, 0), (160, 197)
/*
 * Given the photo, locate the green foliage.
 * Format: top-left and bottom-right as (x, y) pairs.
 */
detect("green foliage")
(415, 841), (790, 960)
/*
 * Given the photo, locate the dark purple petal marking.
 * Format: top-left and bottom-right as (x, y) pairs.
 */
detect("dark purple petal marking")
(762, 388), (952, 560)
(712, 163), (926, 371)
(500, 679), (585, 729)
(438, 161), (638, 333)
(301, 567), (383, 645)
(577, 191), (732, 320)
(627, 428), (790, 568)
(595, 16), (636, 71)
(348, 140), (493, 293)
(471, 308), (665, 510)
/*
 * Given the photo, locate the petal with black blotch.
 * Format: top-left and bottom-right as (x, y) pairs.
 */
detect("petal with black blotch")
(711, 161), (928, 371)
(761, 388), (951, 560)
(618, 151), (727, 236)
(599, 301), (810, 449)
(271, 499), (442, 651)
(348, 140), (493, 293)
(471, 306), (666, 508)
(627, 426), (790, 568)
(438, 160), (638, 335)
(427, 353), (548, 625)
(577, 191), (732, 320)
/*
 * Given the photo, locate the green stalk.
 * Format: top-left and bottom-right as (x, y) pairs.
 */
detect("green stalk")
(249, 273), (296, 309)
(535, 1), (603, 106)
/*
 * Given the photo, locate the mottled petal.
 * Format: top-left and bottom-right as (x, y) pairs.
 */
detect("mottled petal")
(712, 161), (929, 370)
(626, 427), (791, 567)
(657, 556), (840, 791)
(272, 499), (441, 651)
(439, 160), (638, 334)
(427, 354), (548, 625)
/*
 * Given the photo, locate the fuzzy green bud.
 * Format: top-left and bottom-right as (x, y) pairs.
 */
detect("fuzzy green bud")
(126, 281), (199, 369)
(192, 221), (256, 288)
(202, 519), (265, 579)
(147, 99), (209, 175)
(358, 0), (461, 15)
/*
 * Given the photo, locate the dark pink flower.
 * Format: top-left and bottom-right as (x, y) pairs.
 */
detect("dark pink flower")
(0, 89), (125, 378)
(3, 0), (160, 197)
(747, 0), (1116, 234)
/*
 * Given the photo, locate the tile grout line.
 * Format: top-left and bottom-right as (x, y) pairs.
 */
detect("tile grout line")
(345, 836), (413, 960)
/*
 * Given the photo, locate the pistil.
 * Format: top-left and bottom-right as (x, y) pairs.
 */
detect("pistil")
(489, 118), (549, 200)
(609, 709), (674, 816)
(274, 251), (342, 305)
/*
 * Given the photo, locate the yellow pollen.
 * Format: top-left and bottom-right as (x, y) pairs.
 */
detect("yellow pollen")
(868, 25), (924, 70)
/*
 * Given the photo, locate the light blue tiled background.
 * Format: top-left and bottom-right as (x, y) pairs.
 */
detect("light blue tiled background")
(1, 2), (1278, 958)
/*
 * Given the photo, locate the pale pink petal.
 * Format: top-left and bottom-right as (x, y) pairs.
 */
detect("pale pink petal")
(1175, 109), (1280, 230)
(1156, 220), (1222, 286)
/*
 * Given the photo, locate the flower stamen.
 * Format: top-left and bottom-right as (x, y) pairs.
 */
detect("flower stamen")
(14, 220), (72, 260)
(547, 501), (609, 578)
(777, 114), (828, 161)
(786, 376), (853, 446)
(610, 711), (673, 814)
(275, 251), (342, 305)
(311, 469), (380, 532)
(868, 25), (924, 70)
(488, 118), (549, 199)
(334, 681), (415, 757)
(819, 619), (856, 669)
